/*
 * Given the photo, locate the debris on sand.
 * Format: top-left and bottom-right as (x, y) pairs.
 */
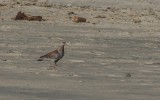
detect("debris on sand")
(126, 73), (132, 77)
(14, 11), (28, 20)
(72, 16), (86, 23)
(95, 15), (106, 18)
(133, 17), (141, 24)
(12, 11), (45, 21)
(2, 59), (7, 61)
(0, 3), (7, 6)
(67, 11), (76, 15)
(27, 15), (44, 21)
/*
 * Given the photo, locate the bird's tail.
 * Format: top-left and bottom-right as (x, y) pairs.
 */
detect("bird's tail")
(37, 58), (43, 61)
(37, 55), (47, 61)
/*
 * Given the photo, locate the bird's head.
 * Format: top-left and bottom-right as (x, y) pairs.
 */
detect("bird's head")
(62, 42), (66, 45)
(61, 41), (71, 46)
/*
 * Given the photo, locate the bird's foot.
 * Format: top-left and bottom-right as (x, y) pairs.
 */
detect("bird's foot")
(47, 66), (58, 71)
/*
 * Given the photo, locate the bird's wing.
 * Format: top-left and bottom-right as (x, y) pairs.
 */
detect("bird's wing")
(40, 50), (60, 59)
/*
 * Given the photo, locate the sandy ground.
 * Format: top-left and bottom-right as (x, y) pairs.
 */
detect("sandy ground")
(0, 0), (160, 100)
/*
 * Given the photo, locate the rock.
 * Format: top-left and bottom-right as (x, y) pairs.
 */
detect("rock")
(2, 59), (7, 61)
(68, 11), (76, 15)
(133, 17), (141, 23)
(27, 16), (44, 21)
(126, 73), (131, 77)
(72, 16), (86, 23)
(13, 11), (45, 21)
(13, 11), (28, 20)
(95, 15), (106, 18)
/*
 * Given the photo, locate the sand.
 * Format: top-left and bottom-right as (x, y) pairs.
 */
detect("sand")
(0, 0), (160, 100)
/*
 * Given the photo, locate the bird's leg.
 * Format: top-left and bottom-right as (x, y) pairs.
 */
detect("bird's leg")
(53, 60), (58, 70)
(48, 65), (57, 71)
(53, 62), (57, 70)
(48, 59), (60, 71)
(48, 60), (57, 70)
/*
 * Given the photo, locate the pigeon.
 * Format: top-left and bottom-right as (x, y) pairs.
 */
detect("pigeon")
(38, 42), (66, 70)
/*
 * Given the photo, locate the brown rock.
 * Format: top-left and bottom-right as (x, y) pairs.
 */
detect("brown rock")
(133, 17), (141, 23)
(27, 16), (43, 21)
(13, 11), (45, 21)
(14, 11), (28, 20)
(72, 16), (86, 23)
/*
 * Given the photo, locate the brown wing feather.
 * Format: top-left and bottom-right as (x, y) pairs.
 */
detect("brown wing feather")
(40, 49), (59, 59)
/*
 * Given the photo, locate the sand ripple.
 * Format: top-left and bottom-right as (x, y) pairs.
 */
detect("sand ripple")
(68, 59), (85, 63)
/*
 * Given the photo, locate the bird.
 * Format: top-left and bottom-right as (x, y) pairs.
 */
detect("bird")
(38, 42), (66, 70)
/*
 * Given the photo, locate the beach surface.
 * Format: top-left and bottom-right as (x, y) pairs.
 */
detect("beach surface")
(0, 0), (160, 100)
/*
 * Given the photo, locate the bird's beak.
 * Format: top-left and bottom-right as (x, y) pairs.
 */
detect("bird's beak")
(65, 42), (71, 46)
